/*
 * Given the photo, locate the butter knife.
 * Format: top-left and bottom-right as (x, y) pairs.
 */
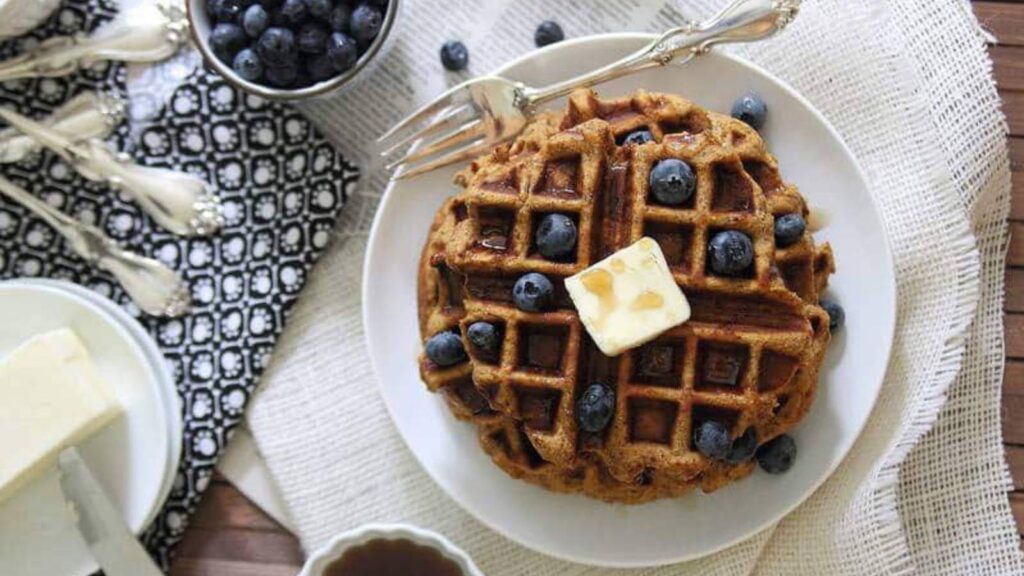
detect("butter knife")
(57, 448), (164, 576)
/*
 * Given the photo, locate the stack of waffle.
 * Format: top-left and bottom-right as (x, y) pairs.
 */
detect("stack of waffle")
(417, 88), (834, 503)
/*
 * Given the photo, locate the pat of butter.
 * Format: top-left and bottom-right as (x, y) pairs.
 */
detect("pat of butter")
(565, 237), (691, 356)
(0, 329), (122, 504)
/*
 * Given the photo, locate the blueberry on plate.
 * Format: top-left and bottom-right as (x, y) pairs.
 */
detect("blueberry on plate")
(425, 331), (466, 368)
(242, 4), (270, 38)
(277, 0), (309, 26)
(623, 130), (653, 146)
(693, 420), (731, 460)
(265, 63), (299, 87)
(440, 40), (469, 71)
(820, 299), (845, 331)
(756, 434), (797, 474)
(731, 93), (768, 130)
(512, 272), (554, 312)
(576, 383), (615, 433)
(256, 27), (297, 67)
(535, 213), (577, 261)
(350, 3), (384, 44)
(328, 4), (351, 32)
(307, 0), (333, 19)
(210, 23), (247, 62)
(774, 213), (806, 247)
(649, 158), (696, 206)
(725, 427), (757, 463)
(232, 48), (264, 81)
(467, 321), (501, 356)
(297, 23), (329, 53)
(707, 230), (754, 276)
(534, 20), (564, 47)
(307, 54), (335, 81)
(326, 32), (359, 72)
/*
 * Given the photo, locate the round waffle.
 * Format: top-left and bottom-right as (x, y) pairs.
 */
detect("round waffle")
(417, 89), (835, 503)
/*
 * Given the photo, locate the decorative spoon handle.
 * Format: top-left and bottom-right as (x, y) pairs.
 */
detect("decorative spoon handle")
(0, 176), (191, 317)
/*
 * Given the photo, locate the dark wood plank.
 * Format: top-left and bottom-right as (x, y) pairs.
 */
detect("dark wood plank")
(188, 483), (287, 532)
(1011, 223), (1024, 266)
(993, 46), (1024, 92)
(1013, 493), (1024, 535)
(1011, 139), (1023, 221)
(1008, 314), (1024, 360)
(975, 2), (1024, 47)
(1009, 269), (1024, 313)
(1006, 91), (1024, 138)
(170, 559), (300, 576)
(175, 528), (305, 565)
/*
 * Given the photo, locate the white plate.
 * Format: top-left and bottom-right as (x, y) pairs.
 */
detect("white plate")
(0, 282), (175, 576)
(11, 278), (184, 529)
(363, 34), (896, 567)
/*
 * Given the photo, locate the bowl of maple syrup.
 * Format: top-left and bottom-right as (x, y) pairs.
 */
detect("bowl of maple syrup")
(299, 524), (483, 576)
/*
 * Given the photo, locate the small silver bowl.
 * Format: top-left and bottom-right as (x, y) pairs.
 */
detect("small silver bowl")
(186, 0), (400, 101)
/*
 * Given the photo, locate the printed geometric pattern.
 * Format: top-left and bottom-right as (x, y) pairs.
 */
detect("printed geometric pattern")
(0, 0), (358, 568)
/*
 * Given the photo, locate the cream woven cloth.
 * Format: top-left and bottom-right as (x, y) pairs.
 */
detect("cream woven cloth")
(247, 0), (1023, 573)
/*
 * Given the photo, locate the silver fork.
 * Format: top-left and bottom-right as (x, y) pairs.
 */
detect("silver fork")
(379, 0), (800, 179)
(0, 177), (191, 317)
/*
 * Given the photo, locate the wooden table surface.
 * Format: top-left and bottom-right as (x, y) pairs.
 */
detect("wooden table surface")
(168, 3), (1024, 573)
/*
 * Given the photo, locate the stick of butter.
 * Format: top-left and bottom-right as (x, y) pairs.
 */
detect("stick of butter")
(0, 328), (122, 504)
(565, 237), (691, 356)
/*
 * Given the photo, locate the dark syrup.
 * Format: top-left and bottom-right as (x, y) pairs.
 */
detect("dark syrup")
(323, 538), (465, 576)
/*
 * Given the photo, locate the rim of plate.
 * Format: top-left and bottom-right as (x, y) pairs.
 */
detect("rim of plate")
(363, 32), (896, 566)
(0, 280), (176, 535)
(8, 279), (183, 533)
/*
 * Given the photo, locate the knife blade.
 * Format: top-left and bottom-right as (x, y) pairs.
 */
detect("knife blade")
(57, 447), (164, 576)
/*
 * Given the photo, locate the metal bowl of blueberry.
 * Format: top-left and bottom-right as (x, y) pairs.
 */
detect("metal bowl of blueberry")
(187, 0), (399, 100)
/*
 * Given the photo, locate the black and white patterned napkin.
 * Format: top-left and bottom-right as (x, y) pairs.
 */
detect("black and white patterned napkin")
(0, 0), (358, 568)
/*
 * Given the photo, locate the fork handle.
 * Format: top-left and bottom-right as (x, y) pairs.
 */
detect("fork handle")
(524, 0), (799, 106)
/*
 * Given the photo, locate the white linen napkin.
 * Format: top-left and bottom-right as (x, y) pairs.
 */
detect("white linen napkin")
(247, 0), (1023, 573)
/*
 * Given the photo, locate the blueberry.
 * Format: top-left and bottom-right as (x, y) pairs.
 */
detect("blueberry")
(209, 23), (247, 62)
(307, 54), (335, 81)
(326, 32), (359, 72)
(649, 158), (696, 206)
(756, 434), (796, 474)
(232, 48), (264, 81)
(694, 420), (731, 460)
(278, 0), (309, 26)
(467, 321), (501, 355)
(208, 0), (247, 22)
(328, 4), (351, 32)
(297, 23), (329, 53)
(821, 299), (845, 331)
(725, 427), (757, 463)
(512, 273), (554, 312)
(708, 230), (754, 276)
(623, 130), (653, 146)
(576, 383), (615, 433)
(257, 0), (281, 8)
(307, 0), (333, 19)
(731, 93), (768, 130)
(242, 4), (269, 37)
(774, 213), (806, 247)
(534, 20), (564, 47)
(265, 64), (298, 87)
(425, 331), (466, 368)
(350, 3), (383, 44)
(362, 0), (387, 7)
(256, 27), (297, 67)
(535, 213), (577, 261)
(440, 40), (469, 71)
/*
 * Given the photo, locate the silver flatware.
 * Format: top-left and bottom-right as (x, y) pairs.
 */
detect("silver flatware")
(0, 91), (125, 164)
(0, 176), (191, 317)
(378, 0), (800, 179)
(0, 106), (223, 237)
(0, 0), (188, 83)
(58, 448), (165, 576)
